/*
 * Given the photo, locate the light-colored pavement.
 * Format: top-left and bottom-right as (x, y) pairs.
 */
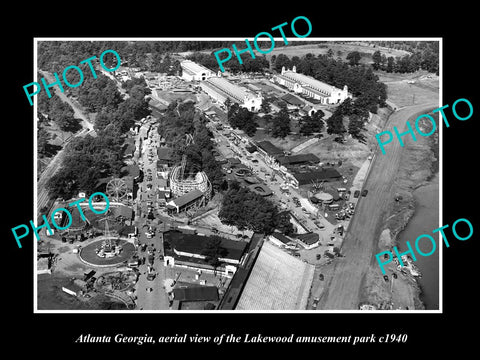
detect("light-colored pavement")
(316, 102), (438, 310)
(133, 119), (172, 310)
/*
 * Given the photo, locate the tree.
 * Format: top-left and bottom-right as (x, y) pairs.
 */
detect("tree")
(347, 114), (365, 140)
(201, 236), (228, 275)
(299, 110), (325, 136)
(271, 108), (290, 138)
(260, 98), (272, 114)
(372, 50), (382, 70)
(346, 51), (361, 66)
(37, 128), (51, 156)
(55, 114), (82, 132)
(229, 107), (257, 136)
(274, 54), (292, 72)
(326, 113), (346, 136)
(219, 184), (289, 235)
(386, 56), (395, 73)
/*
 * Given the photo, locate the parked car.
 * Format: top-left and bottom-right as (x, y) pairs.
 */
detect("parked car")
(354, 190), (360, 198)
(362, 189), (368, 197)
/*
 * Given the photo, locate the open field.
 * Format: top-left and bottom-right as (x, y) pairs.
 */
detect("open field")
(263, 41), (411, 63)
(377, 70), (440, 108)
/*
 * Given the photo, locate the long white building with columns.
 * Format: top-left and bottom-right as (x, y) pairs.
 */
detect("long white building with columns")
(200, 74), (263, 112)
(274, 66), (352, 105)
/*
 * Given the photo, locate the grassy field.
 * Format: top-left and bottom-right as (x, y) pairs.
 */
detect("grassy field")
(254, 41), (410, 64)
(377, 70), (439, 108)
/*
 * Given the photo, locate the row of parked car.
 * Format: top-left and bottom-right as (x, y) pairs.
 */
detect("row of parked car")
(353, 189), (369, 198)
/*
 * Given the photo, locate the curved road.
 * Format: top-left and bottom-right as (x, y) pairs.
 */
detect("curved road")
(317, 102), (438, 310)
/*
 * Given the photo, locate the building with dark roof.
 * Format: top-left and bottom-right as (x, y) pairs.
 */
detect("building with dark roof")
(166, 189), (205, 214)
(281, 93), (305, 107)
(276, 153), (320, 167)
(292, 168), (342, 186)
(172, 286), (219, 302)
(256, 140), (284, 165)
(268, 232), (295, 247)
(163, 230), (248, 277)
(256, 141), (283, 156)
(295, 232), (320, 249)
(218, 233), (264, 310)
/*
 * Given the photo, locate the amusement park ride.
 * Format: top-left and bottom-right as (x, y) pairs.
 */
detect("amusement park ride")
(106, 177), (129, 202)
(95, 218), (123, 258)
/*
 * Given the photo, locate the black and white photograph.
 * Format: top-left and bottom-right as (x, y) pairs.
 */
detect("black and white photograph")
(5, 6), (478, 354)
(32, 38), (441, 312)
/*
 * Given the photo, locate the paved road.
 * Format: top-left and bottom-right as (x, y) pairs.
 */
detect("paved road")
(36, 71), (94, 216)
(133, 119), (171, 310)
(317, 102), (437, 309)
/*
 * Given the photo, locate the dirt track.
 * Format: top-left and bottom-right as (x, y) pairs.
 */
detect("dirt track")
(317, 102), (438, 310)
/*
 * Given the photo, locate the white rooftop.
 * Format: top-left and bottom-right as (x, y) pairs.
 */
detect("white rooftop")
(236, 241), (315, 310)
(281, 70), (340, 95)
(180, 60), (212, 75)
(206, 77), (256, 103)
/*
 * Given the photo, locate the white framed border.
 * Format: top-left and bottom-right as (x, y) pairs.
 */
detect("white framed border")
(33, 37), (443, 314)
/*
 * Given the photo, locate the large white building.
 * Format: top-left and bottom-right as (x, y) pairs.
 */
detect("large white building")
(274, 66), (352, 105)
(200, 75), (263, 112)
(180, 60), (214, 81)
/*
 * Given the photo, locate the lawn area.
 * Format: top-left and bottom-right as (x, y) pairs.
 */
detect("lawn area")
(376, 70), (439, 108)
(264, 41), (410, 64)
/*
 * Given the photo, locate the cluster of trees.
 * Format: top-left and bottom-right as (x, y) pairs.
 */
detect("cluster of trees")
(268, 106), (290, 138)
(219, 181), (294, 236)
(371, 41), (439, 74)
(94, 77), (152, 135)
(226, 100), (258, 136)
(157, 101), (224, 188)
(37, 41), (231, 74)
(37, 84), (82, 133)
(272, 53), (387, 114)
(37, 81), (82, 158)
(75, 75), (124, 113)
(187, 50), (269, 73)
(148, 53), (181, 75)
(299, 110), (325, 136)
(372, 49), (439, 74)
(46, 134), (124, 199)
(43, 45), (153, 199)
(326, 98), (370, 140)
